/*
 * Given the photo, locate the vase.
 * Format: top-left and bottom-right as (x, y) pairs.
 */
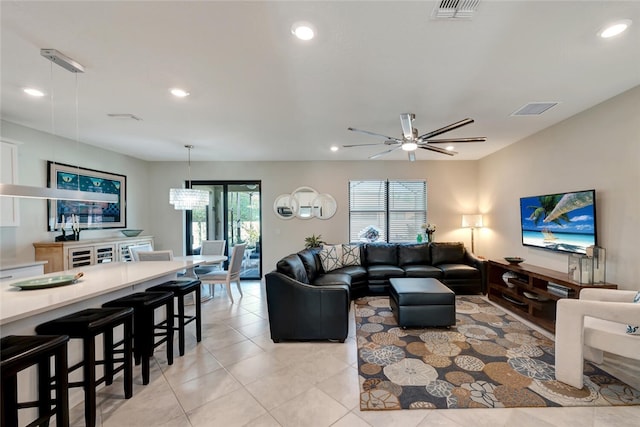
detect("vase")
(425, 233), (433, 243)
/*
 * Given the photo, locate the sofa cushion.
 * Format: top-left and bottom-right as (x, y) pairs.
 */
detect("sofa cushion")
(365, 243), (398, 265)
(319, 245), (343, 272)
(342, 244), (362, 266)
(298, 248), (321, 282)
(313, 273), (352, 287)
(431, 242), (465, 265)
(331, 265), (368, 282)
(367, 264), (405, 280)
(438, 264), (481, 280)
(399, 243), (430, 266)
(276, 254), (309, 284)
(403, 265), (442, 278)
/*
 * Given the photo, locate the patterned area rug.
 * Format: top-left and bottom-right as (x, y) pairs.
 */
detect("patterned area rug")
(355, 296), (640, 410)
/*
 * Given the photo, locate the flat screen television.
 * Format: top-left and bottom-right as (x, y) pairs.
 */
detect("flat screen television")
(520, 189), (597, 254)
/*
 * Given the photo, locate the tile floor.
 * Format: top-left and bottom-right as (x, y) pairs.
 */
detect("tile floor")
(75, 281), (639, 427)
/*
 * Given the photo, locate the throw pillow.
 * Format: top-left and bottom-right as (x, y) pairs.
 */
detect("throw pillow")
(626, 291), (640, 335)
(319, 244), (343, 272)
(342, 244), (361, 266)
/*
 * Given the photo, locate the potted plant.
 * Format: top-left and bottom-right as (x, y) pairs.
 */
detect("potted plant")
(304, 234), (325, 249)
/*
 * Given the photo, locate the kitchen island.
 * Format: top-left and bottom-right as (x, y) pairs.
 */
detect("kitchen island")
(0, 260), (200, 334)
(0, 259), (223, 423)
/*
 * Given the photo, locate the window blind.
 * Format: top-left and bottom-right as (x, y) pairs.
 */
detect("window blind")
(388, 180), (427, 242)
(349, 180), (427, 243)
(349, 180), (387, 242)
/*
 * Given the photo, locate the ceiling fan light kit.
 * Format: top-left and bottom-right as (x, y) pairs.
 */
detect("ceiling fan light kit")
(402, 142), (418, 151)
(345, 113), (486, 161)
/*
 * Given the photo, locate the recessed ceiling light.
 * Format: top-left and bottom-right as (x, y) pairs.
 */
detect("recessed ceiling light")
(24, 87), (45, 97)
(599, 19), (632, 39)
(170, 88), (190, 97)
(330, 145), (339, 152)
(446, 146), (455, 151)
(291, 22), (315, 41)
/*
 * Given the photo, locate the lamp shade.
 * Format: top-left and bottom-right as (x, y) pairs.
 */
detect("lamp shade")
(169, 188), (209, 210)
(462, 214), (483, 228)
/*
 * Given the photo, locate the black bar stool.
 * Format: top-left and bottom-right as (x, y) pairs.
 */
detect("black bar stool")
(146, 279), (201, 356)
(1, 335), (70, 427)
(35, 307), (133, 427)
(102, 291), (174, 385)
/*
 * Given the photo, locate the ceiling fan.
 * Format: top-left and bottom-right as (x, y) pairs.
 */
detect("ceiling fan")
(345, 113), (486, 161)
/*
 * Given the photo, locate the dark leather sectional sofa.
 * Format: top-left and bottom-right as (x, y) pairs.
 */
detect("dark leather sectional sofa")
(264, 242), (486, 342)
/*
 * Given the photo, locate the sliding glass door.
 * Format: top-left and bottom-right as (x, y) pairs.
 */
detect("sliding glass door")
(186, 181), (261, 279)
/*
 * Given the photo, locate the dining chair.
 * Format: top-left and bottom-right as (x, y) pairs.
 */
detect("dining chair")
(198, 244), (246, 303)
(194, 240), (226, 277)
(128, 243), (154, 262)
(136, 250), (174, 261)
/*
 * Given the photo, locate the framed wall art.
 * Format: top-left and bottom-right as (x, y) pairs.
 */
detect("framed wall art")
(47, 161), (126, 231)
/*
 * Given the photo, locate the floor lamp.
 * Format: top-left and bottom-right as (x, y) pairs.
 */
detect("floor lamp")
(462, 214), (483, 253)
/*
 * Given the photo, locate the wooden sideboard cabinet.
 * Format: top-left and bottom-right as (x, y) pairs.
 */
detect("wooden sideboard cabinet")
(34, 236), (154, 273)
(487, 260), (617, 333)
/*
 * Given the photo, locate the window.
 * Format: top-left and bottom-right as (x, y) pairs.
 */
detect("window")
(349, 180), (427, 243)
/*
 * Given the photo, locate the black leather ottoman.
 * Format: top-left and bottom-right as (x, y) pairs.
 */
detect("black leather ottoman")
(389, 278), (456, 327)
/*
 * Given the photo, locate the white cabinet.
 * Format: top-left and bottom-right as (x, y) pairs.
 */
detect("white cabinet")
(66, 243), (116, 269)
(0, 141), (19, 226)
(34, 236), (153, 273)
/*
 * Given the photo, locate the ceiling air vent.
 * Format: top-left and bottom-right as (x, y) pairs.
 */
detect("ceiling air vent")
(432, 0), (480, 19)
(511, 102), (559, 116)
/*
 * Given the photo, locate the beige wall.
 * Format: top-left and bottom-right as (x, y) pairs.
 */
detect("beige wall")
(148, 160), (480, 272)
(3, 85), (638, 291)
(0, 120), (150, 261)
(478, 85), (640, 290)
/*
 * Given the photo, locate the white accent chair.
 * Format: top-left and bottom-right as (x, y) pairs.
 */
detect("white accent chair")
(128, 243), (154, 262)
(555, 288), (640, 389)
(199, 244), (246, 303)
(136, 250), (174, 261)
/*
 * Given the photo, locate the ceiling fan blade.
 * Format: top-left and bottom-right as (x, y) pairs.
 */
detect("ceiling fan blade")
(369, 146), (402, 159)
(343, 142), (387, 148)
(399, 113), (415, 139)
(417, 118), (474, 141)
(348, 127), (401, 142)
(422, 137), (487, 144)
(419, 145), (457, 156)
(408, 151), (416, 162)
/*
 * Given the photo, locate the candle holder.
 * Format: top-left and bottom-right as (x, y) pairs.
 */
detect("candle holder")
(55, 228), (67, 242)
(568, 246), (606, 285)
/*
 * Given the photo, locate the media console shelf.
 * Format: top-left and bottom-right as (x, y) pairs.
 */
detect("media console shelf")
(487, 260), (617, 333)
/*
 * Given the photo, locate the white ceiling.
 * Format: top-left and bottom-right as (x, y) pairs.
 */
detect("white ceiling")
(1, 1), (639, 162)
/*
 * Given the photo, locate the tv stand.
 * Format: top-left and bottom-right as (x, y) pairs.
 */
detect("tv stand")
(487, 260), (617, 333)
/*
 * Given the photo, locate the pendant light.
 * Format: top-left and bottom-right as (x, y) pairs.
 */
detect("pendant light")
(0, 49), (117, 203)
(169, 145), (209, 210)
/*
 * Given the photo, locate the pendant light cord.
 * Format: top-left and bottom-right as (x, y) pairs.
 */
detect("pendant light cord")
(186, 144), (194, 189)
(75, 73), (80, 192)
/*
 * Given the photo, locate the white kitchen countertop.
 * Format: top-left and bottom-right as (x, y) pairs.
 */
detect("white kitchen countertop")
(0, 260), (195, 326)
